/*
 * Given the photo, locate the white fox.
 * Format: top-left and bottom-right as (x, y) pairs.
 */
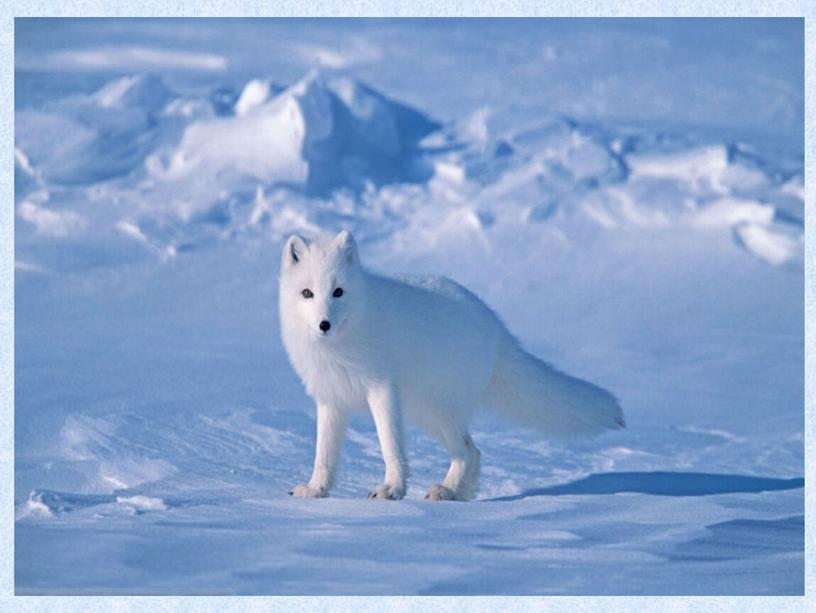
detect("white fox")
(280, 231), (624, 501)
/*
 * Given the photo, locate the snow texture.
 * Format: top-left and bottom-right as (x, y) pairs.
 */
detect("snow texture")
(14, 18), (803, 595)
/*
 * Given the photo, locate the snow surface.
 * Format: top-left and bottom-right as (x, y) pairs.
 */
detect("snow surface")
(14, 18), (803, 595)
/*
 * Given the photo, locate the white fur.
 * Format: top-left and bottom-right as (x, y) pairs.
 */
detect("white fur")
(280, 231), (624, 501)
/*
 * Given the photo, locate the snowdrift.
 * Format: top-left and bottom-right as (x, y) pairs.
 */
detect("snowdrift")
(14, 70), (803, 268)
(146, 70), (440, 197)
(15, 74), (176, 186)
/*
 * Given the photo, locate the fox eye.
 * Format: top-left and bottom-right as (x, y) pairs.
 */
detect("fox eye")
(333, 287), (344, 298)
(301, 289), (313, 299)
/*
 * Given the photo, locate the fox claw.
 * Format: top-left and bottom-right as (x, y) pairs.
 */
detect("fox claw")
(290, 484), (328, 498)
(425, 484), (457, 501)
(368, 483), (405, 500)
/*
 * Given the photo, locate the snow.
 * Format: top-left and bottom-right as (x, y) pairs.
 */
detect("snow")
(234, 78), (279, 116)
(13, 18), (803, 595)
(16, 192), (86, 237)
(733, 223), (800, 267)
(19, 45), (229, 73)
(115, 495), (168, 512)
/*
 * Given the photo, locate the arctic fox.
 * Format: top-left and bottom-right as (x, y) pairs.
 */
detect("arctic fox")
(280, 231), (624, 501)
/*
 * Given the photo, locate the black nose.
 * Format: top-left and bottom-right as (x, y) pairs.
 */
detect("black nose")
(319, 320), (331, 332)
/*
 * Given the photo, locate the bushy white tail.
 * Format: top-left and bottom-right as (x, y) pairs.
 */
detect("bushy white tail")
(483, 337), (625, 437)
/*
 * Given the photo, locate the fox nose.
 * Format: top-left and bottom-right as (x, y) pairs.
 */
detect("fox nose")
(319, 320), (331, 333)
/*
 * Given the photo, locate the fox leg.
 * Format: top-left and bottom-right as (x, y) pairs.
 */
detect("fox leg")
(367, 385), (407, 500)
(426, 431), (481, 501)
(290, 403), (346, 497)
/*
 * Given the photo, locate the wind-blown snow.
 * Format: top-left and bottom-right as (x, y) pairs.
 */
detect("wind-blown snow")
(143, 70), (438, 204)
(14, 18), (803, 595)
(21, 46), (228, 72)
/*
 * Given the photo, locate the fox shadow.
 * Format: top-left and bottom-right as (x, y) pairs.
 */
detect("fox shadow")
(489, 471), (804, 502)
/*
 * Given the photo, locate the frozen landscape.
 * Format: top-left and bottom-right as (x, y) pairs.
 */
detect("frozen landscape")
(13, 18), (804, 595)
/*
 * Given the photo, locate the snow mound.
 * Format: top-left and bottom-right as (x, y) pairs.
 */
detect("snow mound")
(234, 78), (285, 116)
(147, 70), (440, 197)
(115, 495), (168, 512)
(733, 223), (800, 266)
(627, 145), (732, 193)
(17, 190), (86, 237)
(16, 490), (169, 519)
(13, 73), (802, 268)
(92, 73), (172, 110)
(15, 74), (175, 185)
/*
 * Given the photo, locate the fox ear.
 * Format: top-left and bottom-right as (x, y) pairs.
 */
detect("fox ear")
(334, 230), (357, 265)
(284, 234), (308, 266)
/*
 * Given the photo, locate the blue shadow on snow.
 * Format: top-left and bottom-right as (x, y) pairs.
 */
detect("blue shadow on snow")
(490, 471), (804, 502)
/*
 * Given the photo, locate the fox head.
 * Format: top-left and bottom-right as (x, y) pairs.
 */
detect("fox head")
(279, 230), (362, 339)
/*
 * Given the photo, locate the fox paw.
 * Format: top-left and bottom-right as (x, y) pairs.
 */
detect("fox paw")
(289, 484), (328, 498)
(424, 484), (457, 501)
(368, 483), (405, 500)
